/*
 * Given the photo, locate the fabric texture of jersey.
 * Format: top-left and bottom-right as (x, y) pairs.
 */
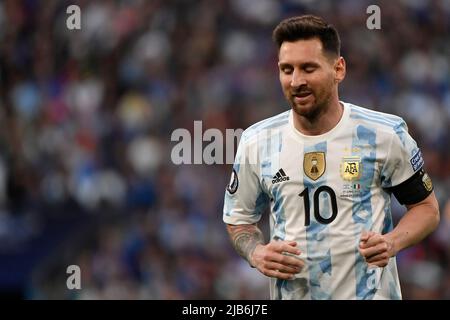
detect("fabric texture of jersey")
(223, 102), (426, 300)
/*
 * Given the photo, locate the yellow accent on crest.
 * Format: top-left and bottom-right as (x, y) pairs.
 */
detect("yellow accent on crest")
(303, 152), (326, 181)
(422, 173), (433, 192)
(340, 157), (362, 181)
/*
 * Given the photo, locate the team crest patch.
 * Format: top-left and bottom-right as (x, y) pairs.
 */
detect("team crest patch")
(422, 172), (433, 192)
(303, 152), (326, 181)
(340, 156), (362, 181)
(226, 169), (238, 194)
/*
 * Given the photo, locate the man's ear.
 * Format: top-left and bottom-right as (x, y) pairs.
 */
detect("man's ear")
(335, 57), (346, 83)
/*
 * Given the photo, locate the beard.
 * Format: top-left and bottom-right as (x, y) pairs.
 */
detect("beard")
(288, 87), (333, 122)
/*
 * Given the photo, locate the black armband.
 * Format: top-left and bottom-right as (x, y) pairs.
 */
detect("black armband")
(386, 168), (433, 205)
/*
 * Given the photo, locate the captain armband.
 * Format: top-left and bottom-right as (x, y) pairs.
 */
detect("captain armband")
(387, 168), (433, 205)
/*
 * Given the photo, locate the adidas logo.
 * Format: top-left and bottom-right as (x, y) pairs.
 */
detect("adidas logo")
(272, 168), (290, 184)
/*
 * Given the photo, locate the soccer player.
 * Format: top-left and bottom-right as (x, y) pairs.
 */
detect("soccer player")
(223, 15), (440, 299)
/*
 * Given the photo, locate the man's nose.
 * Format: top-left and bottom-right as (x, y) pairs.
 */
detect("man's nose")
(290, 70), (306, 88)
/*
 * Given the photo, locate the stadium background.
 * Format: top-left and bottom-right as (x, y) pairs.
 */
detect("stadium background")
(0, 0), (449, 299)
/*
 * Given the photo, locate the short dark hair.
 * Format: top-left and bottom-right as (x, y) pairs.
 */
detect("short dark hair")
(272, 15), (340, 57)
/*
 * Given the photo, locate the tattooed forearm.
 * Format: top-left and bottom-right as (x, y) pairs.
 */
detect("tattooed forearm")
(226, 223), (264, 266)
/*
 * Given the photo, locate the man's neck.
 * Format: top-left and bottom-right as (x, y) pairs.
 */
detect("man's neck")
(292, 99), (344, 136)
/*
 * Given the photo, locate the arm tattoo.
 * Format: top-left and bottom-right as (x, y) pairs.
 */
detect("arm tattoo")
(226, 224), (264, 266)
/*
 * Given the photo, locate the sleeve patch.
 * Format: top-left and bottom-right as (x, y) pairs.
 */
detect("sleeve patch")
(410, 150), (424, 172)
(422, 172), (433, 192)
(226, 169), (239, 194)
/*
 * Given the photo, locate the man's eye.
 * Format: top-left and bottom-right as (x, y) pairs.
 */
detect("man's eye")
(282, 68), (293, 74)
(305, 67), (316, 73)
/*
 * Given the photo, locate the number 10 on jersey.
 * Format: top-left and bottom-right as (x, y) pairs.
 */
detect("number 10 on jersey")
(299, 186), (338, 226)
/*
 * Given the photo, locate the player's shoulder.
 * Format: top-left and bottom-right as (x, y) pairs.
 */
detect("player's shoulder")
(347, 102), (407, 133)
(241, 110), (290, 143)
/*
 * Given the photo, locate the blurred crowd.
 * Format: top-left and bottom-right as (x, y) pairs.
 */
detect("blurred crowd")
(0, 0), (450, 299)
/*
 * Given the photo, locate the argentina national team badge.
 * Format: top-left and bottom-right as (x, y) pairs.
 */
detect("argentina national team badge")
(303, 152), (326, 181)
(227, 169), (238, 194)
(422, 172), (433, 192)
(340, 156), (362, 181)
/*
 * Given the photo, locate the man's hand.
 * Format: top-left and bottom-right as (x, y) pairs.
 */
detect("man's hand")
(226, 224), (304, 280)
(358, 230), (396, 268)
(251, 241), (304, 280)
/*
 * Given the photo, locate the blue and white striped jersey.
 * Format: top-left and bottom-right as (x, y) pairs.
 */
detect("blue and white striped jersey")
(223, 102), (425, 300)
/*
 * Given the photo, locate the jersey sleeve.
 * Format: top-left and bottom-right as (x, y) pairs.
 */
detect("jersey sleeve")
(223, 135), (269, 225)
(381, 120), (433, 205)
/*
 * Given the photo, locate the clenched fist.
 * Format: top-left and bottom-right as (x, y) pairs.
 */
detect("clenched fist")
(251, 240), (305, 280)
(359, 230), (396, 268)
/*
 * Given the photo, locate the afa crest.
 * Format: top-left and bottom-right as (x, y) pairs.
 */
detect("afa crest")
(340, 157), (362, 181)
(422, 172), (433, 192)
